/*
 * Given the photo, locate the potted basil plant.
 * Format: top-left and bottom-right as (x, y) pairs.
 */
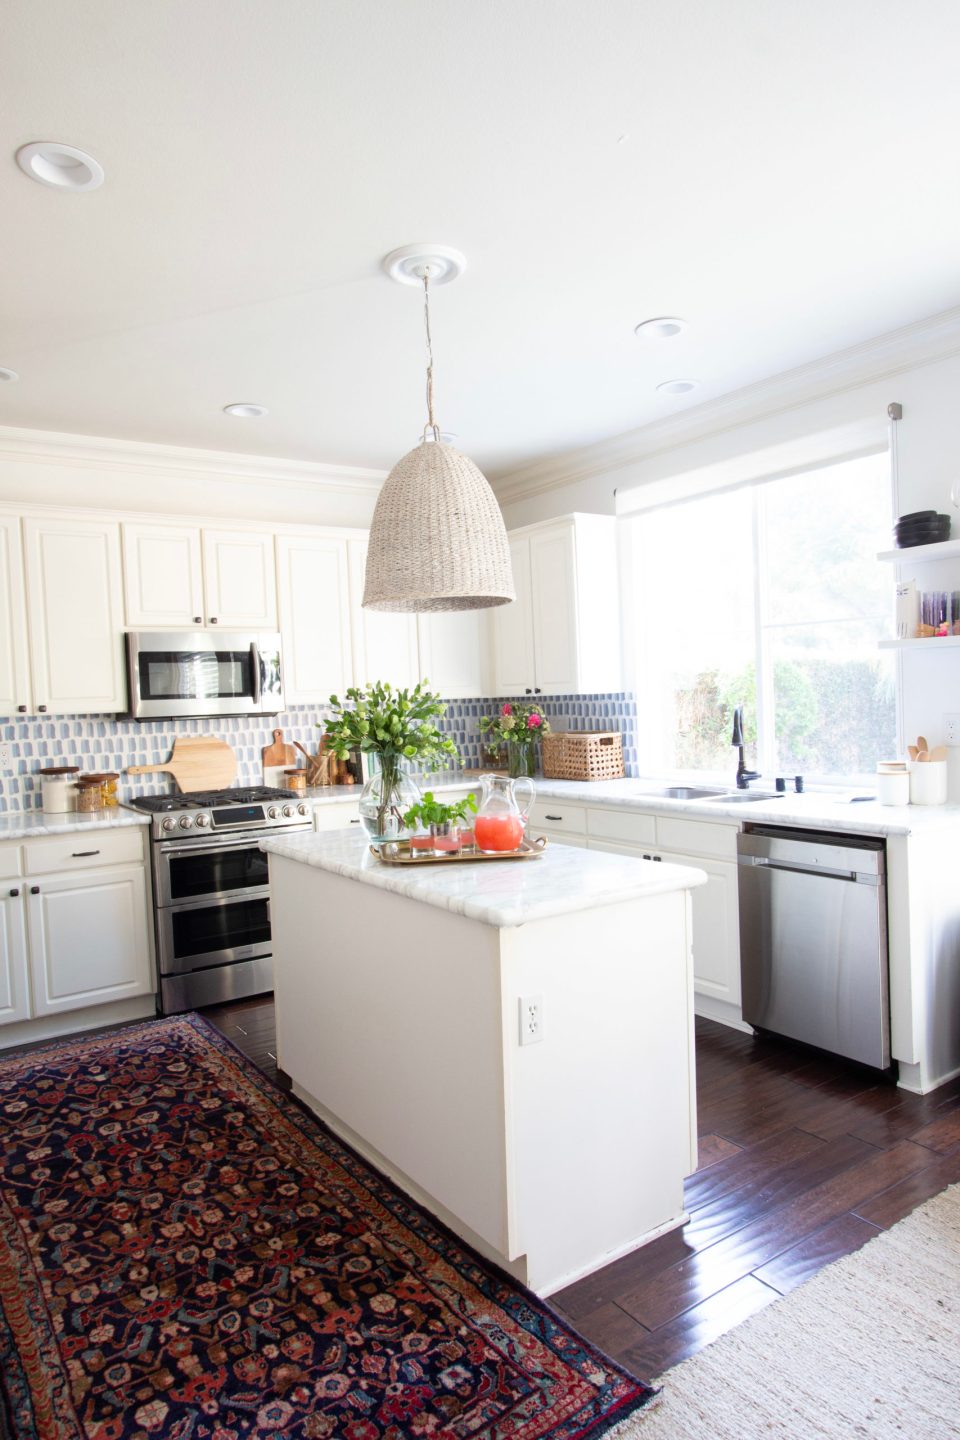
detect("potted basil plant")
(403, 791), (479, 853)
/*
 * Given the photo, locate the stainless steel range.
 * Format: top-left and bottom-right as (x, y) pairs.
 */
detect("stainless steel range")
(128, 786), (312, 1014)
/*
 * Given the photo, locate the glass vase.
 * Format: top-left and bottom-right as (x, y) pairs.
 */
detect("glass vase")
(507, 741), (536, 779)
(358, 757), (421, 842)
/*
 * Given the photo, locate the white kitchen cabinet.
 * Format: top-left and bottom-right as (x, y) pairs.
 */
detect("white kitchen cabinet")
(277, 534), (352, 704)
(26, 864), (152, 1016)
(417, 609), (492, 698)
(0, 883), (31, 1025)
(347, 541), (420, 691)
(22, 516), (127, 714)
(313, 801), (362, 832)
(202, 528), (277, 628)
(493, 515), (620, 696)
(0, 515), (30, 715)
(122, 522), (205, 627)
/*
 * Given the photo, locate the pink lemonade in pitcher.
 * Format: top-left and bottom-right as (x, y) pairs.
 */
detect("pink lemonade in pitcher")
(473, 773), (534, 854)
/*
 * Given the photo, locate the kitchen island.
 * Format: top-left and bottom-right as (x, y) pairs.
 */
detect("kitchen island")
(260, 828), (706, 1295)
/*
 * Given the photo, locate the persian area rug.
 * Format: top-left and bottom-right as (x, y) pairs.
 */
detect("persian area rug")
(613, 1181), (960, 1440)
(0, 1015), (655, 1440)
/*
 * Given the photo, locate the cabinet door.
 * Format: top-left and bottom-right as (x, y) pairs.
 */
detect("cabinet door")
(0, 889), (31, 1025)
(493, 537), (535, 694)
(202, 529), (278, 629)
(22, 517), (126, 714)
(26, 865), (153, 1016)
(123, 522), (204, 628)
(0, 515), (30, 715)
(530, 525), (579, 694)
(417, 610), (491, 698)
(347, 541), (419, 690)
(276, 534), (352, 704)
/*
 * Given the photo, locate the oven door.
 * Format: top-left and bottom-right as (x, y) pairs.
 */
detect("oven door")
(126, 630), (283, 719)
(156, 833), (270, 907)
(157, 892), (273, 975)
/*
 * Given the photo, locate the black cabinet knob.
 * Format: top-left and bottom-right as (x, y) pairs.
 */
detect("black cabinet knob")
(38, 705), (47, 713)
(30, 885), (39, 895)
(17, 704), (26, 713)
(209, 616), (218, 624)
(534, 687), (541, 694)
(525, 687), (532, 694)
(194, 616), (203, 624)
(9, 888), (19, 898)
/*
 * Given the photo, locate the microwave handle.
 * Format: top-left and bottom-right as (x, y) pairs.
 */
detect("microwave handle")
(251, 643), (262, 705)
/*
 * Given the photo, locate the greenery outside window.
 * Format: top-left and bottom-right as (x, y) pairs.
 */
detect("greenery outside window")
(629, 452), (896, 785)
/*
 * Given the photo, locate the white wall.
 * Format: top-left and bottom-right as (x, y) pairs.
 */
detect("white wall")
(497, 338), (960, 785)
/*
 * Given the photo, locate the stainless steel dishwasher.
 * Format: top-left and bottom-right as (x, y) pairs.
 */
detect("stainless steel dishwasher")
(738, 825), (890, 1069)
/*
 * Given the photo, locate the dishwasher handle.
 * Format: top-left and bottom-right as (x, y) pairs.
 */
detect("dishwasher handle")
(739, 854), (879, 885)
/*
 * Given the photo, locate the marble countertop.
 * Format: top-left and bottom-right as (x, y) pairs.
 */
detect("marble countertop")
(301, 770), (958, 837)
(0, 808), (151, 841)
(260, 828), (707, 929)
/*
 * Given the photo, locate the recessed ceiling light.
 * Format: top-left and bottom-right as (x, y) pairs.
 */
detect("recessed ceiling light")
(0, 368), (19, 383)
(223, 403), (269, 418)
(656, 378), (700, 396)
(16, 141), (104, 191)
(635, 317), (687, 339)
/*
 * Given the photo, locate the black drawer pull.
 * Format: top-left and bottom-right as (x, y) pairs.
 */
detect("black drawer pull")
(8, 888), (19, 898)
(349, 818), (360, 824)
(544, 814), (562, 821)
(71, 850), (100, 858)
(30, 885), (40, 894)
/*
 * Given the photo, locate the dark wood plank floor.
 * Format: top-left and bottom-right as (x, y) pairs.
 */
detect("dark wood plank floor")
(204, 999), (960, 1382)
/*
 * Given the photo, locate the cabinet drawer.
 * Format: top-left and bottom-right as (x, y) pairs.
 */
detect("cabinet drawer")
(0, 845), (21, 880)
(586, 807), (656, 846)
(655, 816), (737, 860)
(530, 799), (587, 835)
(24, 827), (145, 875)
(313, 802), (361, 833)
(541, 829), (589, 850)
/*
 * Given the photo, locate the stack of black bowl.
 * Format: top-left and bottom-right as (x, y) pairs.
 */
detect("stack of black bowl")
(894, 510), (951, 548)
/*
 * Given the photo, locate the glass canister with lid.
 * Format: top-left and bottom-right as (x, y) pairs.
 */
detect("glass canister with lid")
(38, 766), (80, 813)
(77, 776), (104, 813)
(83, 772), (120, 809)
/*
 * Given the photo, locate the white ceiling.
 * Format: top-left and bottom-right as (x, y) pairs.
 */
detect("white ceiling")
(2, 0), (960, 480)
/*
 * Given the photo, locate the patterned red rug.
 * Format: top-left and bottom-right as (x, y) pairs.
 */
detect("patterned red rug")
(0, 1015), (656, 1439)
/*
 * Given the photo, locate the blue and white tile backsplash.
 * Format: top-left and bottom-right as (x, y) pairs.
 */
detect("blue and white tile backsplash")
(0, 692), (638, 811)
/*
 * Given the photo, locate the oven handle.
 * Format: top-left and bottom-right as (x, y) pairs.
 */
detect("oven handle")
(161, 887), (272, 916)
(251, 642), (262, 706)
(157, 834), (274, 860)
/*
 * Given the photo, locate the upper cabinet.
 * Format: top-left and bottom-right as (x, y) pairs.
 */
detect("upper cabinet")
(22, 517), (127, 714)
(122, 523), (277, 629)
(0, 517), (30, 715)
(347, 541), (420, 691)
(276, 533), (352, 705)
(417, 609), (492, 699)
(493, 514), (620, 696)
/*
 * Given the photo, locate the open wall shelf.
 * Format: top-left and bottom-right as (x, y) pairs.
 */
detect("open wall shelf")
(878, 538), (960, 563)
(879, 635), (960, 650)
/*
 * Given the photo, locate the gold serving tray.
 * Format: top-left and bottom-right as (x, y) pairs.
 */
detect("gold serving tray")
(370, 835), (548, 865)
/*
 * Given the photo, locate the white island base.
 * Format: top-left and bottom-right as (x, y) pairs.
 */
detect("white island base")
(262, 831), (706, 1296)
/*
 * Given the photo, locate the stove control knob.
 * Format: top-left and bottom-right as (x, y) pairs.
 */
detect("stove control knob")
(282, 804), (294, 818)
(161, 817), (176, 832)
(267, 806), (279, 819)
(194, 814), (210, 828)
(297, 803), (308, 816)
(179, 815), (194, 829)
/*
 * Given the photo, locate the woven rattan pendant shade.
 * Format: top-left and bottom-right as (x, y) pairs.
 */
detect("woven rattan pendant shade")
(363, 439), (515, 612)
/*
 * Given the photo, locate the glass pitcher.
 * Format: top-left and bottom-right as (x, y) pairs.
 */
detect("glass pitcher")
(473, 773), (535, 853)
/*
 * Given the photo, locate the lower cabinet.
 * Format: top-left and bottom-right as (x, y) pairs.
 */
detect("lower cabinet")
(0, 834), (154, 1029)
(313, 802), (362, 833)
(26, 865), (153, 1016)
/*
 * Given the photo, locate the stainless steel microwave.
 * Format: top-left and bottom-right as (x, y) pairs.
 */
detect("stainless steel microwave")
(125, 631), (284, 720)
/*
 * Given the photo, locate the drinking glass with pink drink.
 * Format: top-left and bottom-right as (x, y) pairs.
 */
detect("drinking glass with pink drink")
(474, 774), (535, 853)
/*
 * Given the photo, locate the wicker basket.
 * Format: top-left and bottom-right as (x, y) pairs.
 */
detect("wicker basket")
(541, 731), (624, 782)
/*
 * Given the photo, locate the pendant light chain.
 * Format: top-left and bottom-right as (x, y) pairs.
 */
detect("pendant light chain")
(423, 271), (440, 441)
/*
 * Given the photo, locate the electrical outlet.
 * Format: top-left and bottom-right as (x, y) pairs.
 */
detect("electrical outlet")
(518, 994), (544, 1046)
(0, 743), (10, 769)
(945, 714), (960, 747)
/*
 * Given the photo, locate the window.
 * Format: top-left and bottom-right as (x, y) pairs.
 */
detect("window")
(630, 452), (896, 784)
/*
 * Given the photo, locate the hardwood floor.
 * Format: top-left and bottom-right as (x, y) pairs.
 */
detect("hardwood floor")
(203, 999), (960, 1382)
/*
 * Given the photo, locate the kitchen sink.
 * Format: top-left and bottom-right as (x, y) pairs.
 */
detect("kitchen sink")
(629, 784), (730, 800)
(703, 791), (782, 803)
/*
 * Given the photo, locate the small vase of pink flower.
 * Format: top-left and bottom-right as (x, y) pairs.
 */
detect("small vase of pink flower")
(479, 702), (549, 779)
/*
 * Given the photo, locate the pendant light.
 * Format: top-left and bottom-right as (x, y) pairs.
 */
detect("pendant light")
(363, 245), (515, 613)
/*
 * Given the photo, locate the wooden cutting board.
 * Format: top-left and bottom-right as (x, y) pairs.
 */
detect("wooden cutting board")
(262, 728), (297, 770)
(127, 736), (238, 793)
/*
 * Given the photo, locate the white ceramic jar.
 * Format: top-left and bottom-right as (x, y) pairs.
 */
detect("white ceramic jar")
(877, 768), (910, 805)
(909, 761), (948, 806)
(38, 766), (80, 813)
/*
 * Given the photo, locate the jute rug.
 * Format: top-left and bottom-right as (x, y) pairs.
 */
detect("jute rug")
(612, 1178), (960, 1439)
(0, 1014), (654, 1439)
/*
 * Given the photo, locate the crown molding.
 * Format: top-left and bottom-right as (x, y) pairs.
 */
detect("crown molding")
(0, 425), (386, 495)
(491, 305), (960, 505)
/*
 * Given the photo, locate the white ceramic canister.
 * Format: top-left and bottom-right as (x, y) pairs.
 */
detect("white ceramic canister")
(909, 760), (948, 806)
(876, 766), (910, 806)
(38, 765), (80, 813)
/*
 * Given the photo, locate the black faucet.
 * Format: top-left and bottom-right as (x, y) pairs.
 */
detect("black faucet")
(732, 706), (761, 790)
